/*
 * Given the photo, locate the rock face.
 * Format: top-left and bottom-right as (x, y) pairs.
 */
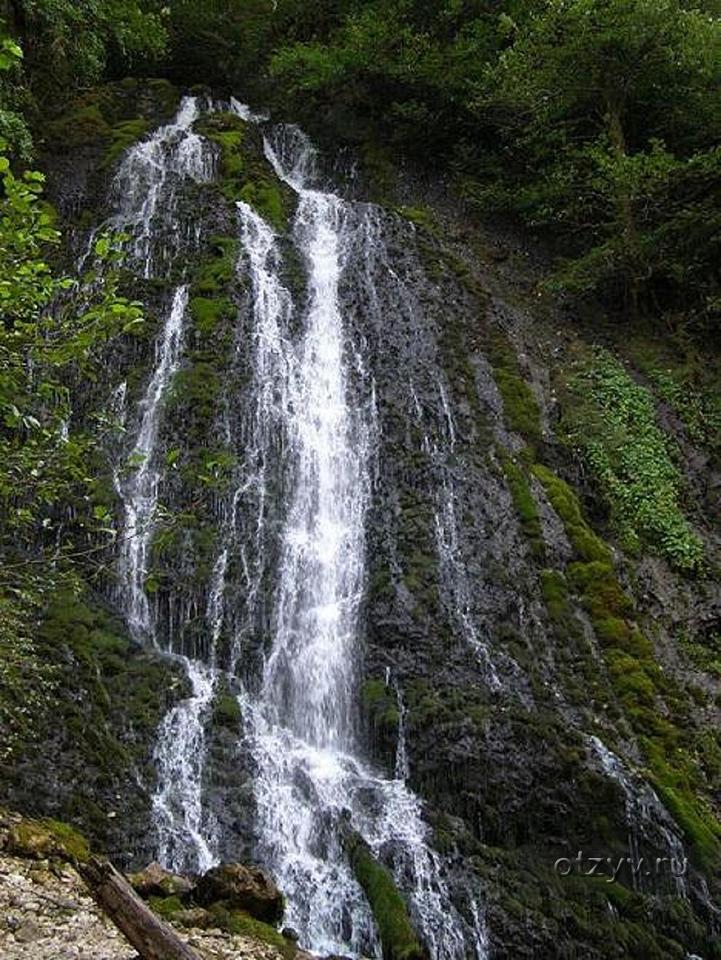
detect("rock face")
(2, 76), (720, 960)
(196, 863), (284, 925)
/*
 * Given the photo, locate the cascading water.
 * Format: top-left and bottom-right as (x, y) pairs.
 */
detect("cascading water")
(120, 284), (188, 641)
(107, 95), (487, 954)
(228, 125), (487, 957)
(107, 97), (222, 873)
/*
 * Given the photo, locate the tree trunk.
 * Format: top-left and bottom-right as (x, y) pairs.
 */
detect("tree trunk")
(604, 94), (641, 315)
(78, 857), (201, 960)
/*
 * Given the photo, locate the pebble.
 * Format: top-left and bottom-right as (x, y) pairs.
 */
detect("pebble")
(0, 820), (288, 960)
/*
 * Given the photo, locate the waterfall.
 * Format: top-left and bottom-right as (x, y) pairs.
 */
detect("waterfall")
(107, 97), (487, 955)
(227, 125), (486, 957)
(119, 285), (188, 641)
(107, 97), (222, 872)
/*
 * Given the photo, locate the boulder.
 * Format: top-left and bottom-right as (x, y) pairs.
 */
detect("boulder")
(128, 861), (195, 899)
(7, 819), (89, 863)
(174, 907), (213, 930)
(196, 863), (284, 924)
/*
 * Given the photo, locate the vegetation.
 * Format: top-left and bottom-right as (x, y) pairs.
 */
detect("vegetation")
(0, 31), (148, 756)
(1, 3), (721, 955)
(560, 348), (704, 571)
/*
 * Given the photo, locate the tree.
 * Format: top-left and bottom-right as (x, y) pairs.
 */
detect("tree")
(477, 0), (721, 314)
(0, 28), (146, 755)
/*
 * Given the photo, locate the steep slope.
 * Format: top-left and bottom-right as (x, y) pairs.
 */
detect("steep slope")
(2, 77), (720, 960)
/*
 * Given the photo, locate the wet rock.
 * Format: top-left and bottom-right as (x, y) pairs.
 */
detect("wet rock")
(127, 861), (194, 899)
(196, 863), (284, 924)
(281, 926), (299, 941)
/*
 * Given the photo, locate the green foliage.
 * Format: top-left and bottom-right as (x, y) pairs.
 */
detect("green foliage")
(628, 339), (721, 457)
(10, 1), (167, 92)
(561, 348), (703, 571)
(241, 0), (721, 333)
(0, 137), (141, 760)
(0, 158), (142, 539)
(476, 0), (721, 318)
(349, 835), (425, 960)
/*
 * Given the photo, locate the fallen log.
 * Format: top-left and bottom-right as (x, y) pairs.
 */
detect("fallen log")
(78, 856), (201, 960)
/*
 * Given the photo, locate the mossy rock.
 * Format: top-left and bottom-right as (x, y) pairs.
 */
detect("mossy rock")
(46, 103), (111, 151)
(532, 464), (612, 564)
(8, 817), (90, 863)
(191, 295), (234, 335)
(500, 452), (545, 560)
(103, 118), (150, 169)
(207, 905), (296, 957)
(194, 112), (294, 231)
(348, 834), (426, 960)
(148, 894), (185, 920)
(213, 691), (242, 728)
(487, 331), (542, 444)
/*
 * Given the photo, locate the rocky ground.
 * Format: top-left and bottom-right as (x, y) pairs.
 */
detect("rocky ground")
(0, 811), (294, 960)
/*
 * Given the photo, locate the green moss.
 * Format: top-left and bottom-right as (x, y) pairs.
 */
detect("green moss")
(149, 895), (184, 920)
(238, 179), (286, 232)
(495, 369), (542, 442)
(395, 204), (434, 229)
(46, 103), (111, 150)
(540, 569), (568, 617)
(103, 118), (149, 169)
(195, 113), (292, 231)
(169, 363), (220, 420)
(32, 589), (188, 848)
(362, 679), (400, 735)
(193, 236), (237, 295)
(213, 692), (241, 728)
(532, 465), (612, 564)
(533, 466), (721, 870)
(8, 817), (90, 863)
(190, 295), (234, 335)
(653, 776), (721, 871)
(349, 836), (425, 960)
(500, 453), (545, 560)
(487, 331), (542, 444)
(208, 905), (295, 957)
(44, 819), (91, 862)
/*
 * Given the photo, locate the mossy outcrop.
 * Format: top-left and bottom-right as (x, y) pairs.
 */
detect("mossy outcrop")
(194, 112), (295, 231)
(348, 834), (426, 960)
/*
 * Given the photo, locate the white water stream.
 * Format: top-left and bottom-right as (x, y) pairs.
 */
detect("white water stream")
(112, 99), (487, 954)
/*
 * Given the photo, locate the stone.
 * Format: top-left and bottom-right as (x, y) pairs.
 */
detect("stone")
(281, 926), (299, 942)
(175, 907), (213, 929)
(14, 920), (43, 943)
(127, 862), (195, 899)
(196, 864), (284, 924)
